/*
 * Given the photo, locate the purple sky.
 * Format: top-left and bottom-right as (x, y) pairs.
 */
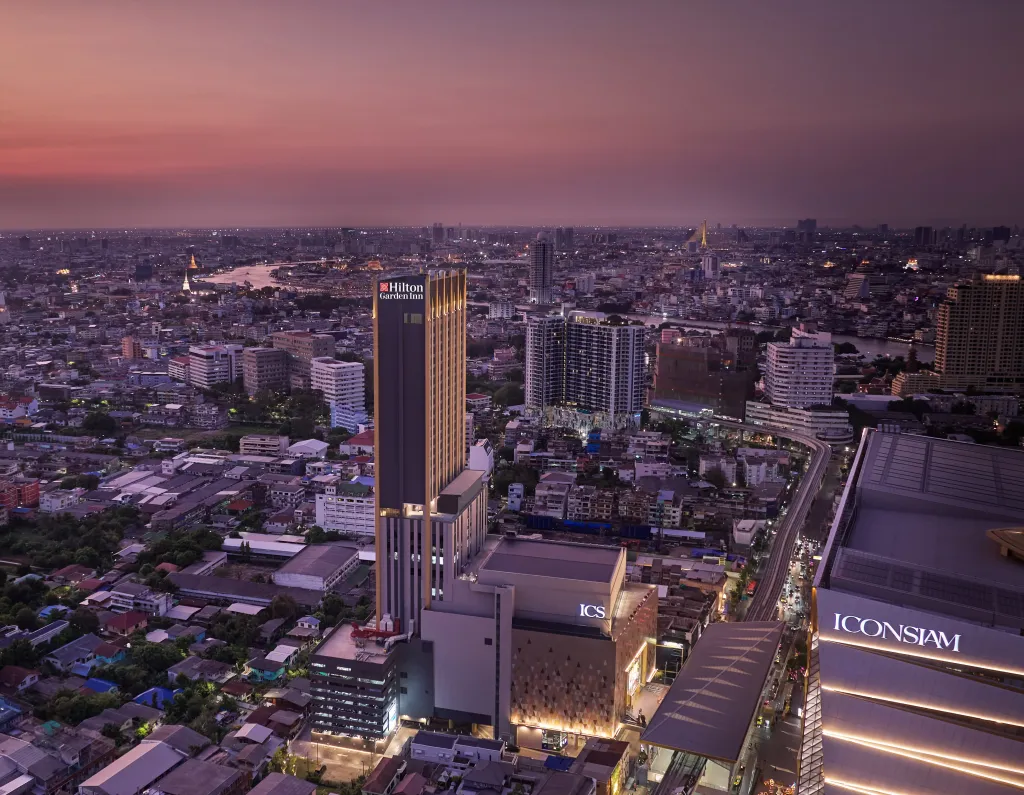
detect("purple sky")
(3, 1), (1022, 229)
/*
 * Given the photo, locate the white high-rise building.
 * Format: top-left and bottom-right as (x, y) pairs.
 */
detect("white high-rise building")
(187, 344), (243, 390)
(311, 357), (366, 432)
(525, 314), (566, 410)
(528, 233), (554, 304)
(764, 325), (835, 408)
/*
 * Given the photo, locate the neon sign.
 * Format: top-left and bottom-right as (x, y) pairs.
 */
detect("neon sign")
(833, 613), (961, 652)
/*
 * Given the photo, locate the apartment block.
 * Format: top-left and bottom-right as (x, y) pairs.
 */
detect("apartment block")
(311, 357), (366, 431)
(187, 344), (243, 390)
(314, 480), (374, 535)
(272, 331), (335, 390)
(935, 273), (1024, 393)
(239, 435), (290, 456)
(243, 347), (289, 396)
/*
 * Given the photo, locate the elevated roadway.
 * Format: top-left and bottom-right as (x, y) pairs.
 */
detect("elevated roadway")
(692, 417), (831, 623)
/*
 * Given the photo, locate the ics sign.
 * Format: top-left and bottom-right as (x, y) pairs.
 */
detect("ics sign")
(580, 604), (606, 619)
(379, 281), (424, 300)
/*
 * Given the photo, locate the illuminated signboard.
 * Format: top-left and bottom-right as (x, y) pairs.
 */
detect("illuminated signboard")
(579, 604), (606, 619)
(379, 281), (425, 299)
(832, 613), (961, 653)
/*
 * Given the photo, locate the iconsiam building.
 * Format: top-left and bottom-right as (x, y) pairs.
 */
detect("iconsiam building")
(310, 269), (657, 752)
(798, 431), (1024, 795)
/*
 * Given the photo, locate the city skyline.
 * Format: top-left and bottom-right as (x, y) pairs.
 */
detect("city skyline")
(4, 1), (1024, 230)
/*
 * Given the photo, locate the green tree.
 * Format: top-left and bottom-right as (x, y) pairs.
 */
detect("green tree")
(130, 641), (185, 674)
(319, 593), (349, 627)
(14, 607), (37, 630)
(47, 691), (120, 725)
(702, 467), (728, 489)
(101, 724), (124, 744)
(270, 594), (299, 622)
(0, 639), (37, 668)
(82, 412), (118, 435)
(493, 383), (524, 406)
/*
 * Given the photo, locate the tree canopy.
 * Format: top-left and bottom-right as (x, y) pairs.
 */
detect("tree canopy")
(0, 506), (139, 570)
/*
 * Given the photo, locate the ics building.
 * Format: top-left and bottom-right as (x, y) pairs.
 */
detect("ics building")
(310, 270), (657, 752)
(798, 431), (1024, 795)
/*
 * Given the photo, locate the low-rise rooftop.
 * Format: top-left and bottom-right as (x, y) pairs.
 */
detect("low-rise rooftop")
(313, 622), (390, 664)
(274, 543), (357, 579)
(479, 537), (622, 584)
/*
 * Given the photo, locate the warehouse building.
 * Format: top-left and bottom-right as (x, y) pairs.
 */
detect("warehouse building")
(222, 532), (306, 561)
(272, 543), (359, 592)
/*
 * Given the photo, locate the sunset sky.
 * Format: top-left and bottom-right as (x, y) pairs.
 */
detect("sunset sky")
(3, 1), (1022, 229)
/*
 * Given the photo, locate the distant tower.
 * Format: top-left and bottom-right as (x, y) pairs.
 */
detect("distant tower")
(182, 271), (192, 292)
(0, 292), (11, 325)
(701, 251), (720, 280)
(188, 253), (199, 270)
(685, 220), (708, 253)
(528, 233), (554, 304)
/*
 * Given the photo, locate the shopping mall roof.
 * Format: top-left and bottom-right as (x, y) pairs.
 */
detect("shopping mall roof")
(824, 431), (1024, 628)
(641, 621), (783, 763)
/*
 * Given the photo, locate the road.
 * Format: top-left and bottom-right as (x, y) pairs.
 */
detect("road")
(745, 432), (829, 622)
(695, 418), (831, 623)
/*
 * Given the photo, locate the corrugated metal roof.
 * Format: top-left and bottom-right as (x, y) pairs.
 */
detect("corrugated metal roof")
(80, 741), (184, 795)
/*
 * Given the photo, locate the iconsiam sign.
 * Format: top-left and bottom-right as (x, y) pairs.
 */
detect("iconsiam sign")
(832, 612), (962, 652)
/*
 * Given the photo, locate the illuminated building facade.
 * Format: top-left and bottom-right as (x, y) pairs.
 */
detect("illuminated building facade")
(311, 270), (656, 749)
(799, 431), (1024, 795)
(373, 270), (482, 634)
(525, 312), (646, 427)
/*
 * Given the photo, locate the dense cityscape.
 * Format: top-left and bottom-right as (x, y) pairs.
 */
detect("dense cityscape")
(0, 219), (1020, 795)
(2, 4), (1024, 795)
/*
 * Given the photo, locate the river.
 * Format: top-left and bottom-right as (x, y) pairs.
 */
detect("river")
(199, 263), (290, 289)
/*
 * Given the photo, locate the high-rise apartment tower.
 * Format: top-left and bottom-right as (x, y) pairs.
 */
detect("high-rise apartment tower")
(526, 312), (646, 424)
(935, 274), (1024, 394)
(528, 233), (554, 304)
